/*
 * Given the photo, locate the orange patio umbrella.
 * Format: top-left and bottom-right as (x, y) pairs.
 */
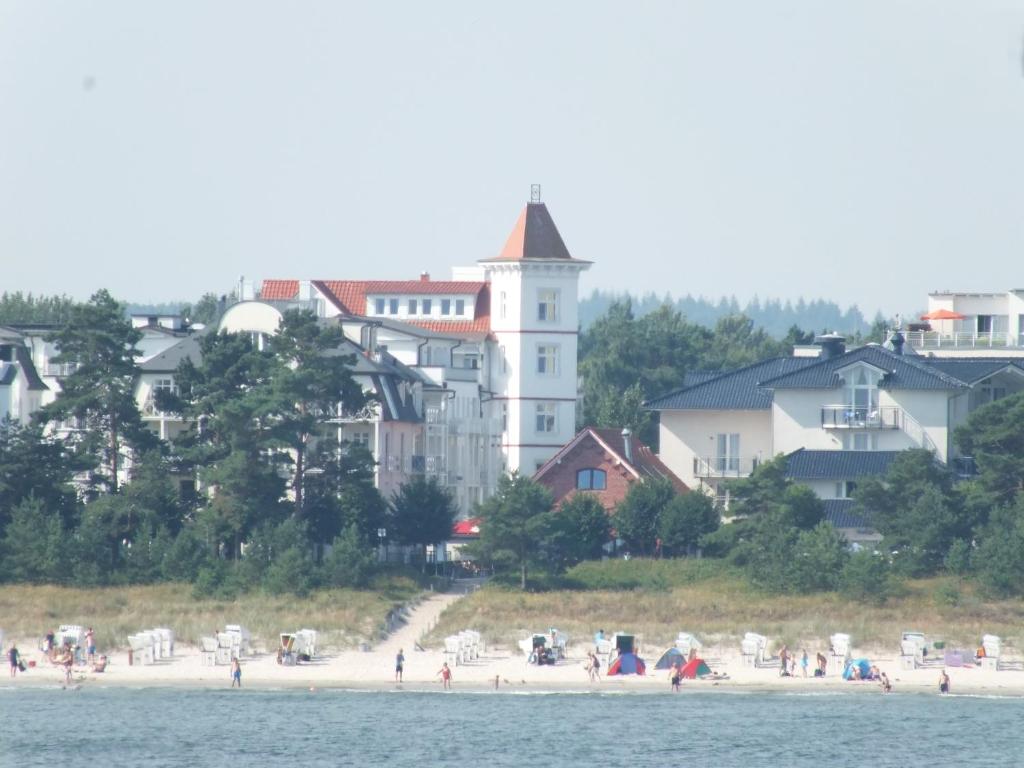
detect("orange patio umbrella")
(920, 309), (966, 321)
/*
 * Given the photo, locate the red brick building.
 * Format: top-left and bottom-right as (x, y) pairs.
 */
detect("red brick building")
(532, 427), (688, 512)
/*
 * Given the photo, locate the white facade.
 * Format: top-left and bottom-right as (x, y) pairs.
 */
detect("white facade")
(909, 289), (1024, 356)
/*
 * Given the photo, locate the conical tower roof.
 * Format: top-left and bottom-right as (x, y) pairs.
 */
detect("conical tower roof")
(480, 202), (589, 263)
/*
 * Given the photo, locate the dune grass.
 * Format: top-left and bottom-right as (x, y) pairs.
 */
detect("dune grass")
(428, 560), (1024, 654)
(0, 576), (423, 652)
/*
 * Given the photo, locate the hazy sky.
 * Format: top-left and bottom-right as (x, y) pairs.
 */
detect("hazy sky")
(3, 1), (1023, 315)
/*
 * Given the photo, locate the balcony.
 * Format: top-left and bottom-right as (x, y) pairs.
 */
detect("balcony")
(45, 362), (80, 377)
(821, 405), (901, 429)
(904, 330), (1019, 349)
(693, 456), (759, 478)
(323, 403), (378, 423)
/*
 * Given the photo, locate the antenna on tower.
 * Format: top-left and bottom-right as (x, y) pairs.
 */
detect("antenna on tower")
(530, 184), (542, 203)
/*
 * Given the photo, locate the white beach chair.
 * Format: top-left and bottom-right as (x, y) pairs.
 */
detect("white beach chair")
(741, 632), (767, 667)
(200, 637), (218, 666)
(982, 634), (1001, 670)
(829, 633), (852, 677)
(298, 629), (318, 659)
(467, 629), (485, 655)
(900, 637), (923, 670)
(225, 624), (252, 656)
(463, 630), (483, 657)
(215, 633), (235, 665)
(675, 632), (702, 657)
(458, 631), (477, 661)
(153, 628), (174, 658)
(444, 635), (462, 666)
(140, 631), (161, 661)
(128, 634), (154, 665)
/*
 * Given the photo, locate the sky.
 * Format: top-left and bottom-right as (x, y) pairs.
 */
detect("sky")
(2, 1), (1024, 316)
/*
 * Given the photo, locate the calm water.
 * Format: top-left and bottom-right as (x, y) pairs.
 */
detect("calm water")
(2, 686), (1022, 767)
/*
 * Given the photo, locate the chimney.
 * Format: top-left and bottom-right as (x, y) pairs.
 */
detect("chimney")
(420, 272), (430, 282)
(621, 427), (634, 464)
(889, 329), (905, 356)
(814, 332), (846, 360)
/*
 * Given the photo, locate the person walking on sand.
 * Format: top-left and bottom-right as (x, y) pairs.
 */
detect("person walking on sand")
(230, 658), (242, 688)
(938, 670), (950, 695)
(8, 644), (19, 678)
(395, 648), (405, 683)
(85, 627), (96, 665)
(438, 662), (452, 690)
(588, 651), (601, 682)
(778, 645), (789, 677)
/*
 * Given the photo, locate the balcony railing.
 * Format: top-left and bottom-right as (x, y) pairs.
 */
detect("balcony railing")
(905, 330), (1019, 349)
(45, 362), (80, 377)
(323, 403), (378, 423)
(821, 405), (901, 429)
(693, 456), (759, 478)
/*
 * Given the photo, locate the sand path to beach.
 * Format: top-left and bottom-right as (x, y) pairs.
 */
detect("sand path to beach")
(375, 590), (463, 655)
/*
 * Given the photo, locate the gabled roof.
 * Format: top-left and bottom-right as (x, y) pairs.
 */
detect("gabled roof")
(533, 426), (688, 493)
(760, 345), (970, 391)
(644, 357), (816, 411)
(921, 358), (1024, 385)
(480, 202), (590, 264)
(138, 336), (202, 373)
(261, 279), (492, 336)
(784, 449), (903, 480)
(822, 499), (872, 530)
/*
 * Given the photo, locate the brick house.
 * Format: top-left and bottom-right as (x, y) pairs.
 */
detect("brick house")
(533, 427), (688, 512)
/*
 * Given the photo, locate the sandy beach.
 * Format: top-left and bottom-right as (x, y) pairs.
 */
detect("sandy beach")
(9, 639), (1024, 697)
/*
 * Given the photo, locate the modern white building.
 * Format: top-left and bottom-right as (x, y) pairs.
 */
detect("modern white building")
(907, 289), (1024, 356)
(0, 326), (48, 424)
(647, 334), (1024, 533)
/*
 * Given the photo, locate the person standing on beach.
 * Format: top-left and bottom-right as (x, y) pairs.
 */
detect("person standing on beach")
(588, 651), (601, 682)
(816, 652), (827, 677)
(670, 662), (682, 692)
(8, 644), (19, 678)
(395, 648), (405, 683)
(880, 672), (892, 693)
(438, 662), (452, 690)
(230, 658), (242, 688)
(800, 650), (808, 678)
(778, 645), (789, 677)
(85, 628), (96, 665)
(938, 670), (950, 694)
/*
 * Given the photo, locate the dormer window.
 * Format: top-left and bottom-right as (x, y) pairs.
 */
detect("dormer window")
(422, 299), (432, 315)
(844, 367), (880, 419)
(408, 299), (418, 315)
(441, 299), (451, 315)
(375, 298), (385, 315)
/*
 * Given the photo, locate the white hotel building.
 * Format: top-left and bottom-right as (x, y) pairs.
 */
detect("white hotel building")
(220, 198), (590, 513)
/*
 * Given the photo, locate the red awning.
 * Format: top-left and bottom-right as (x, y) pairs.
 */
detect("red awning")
(452, 517), (482, 537)
(920, 309), (966, 321)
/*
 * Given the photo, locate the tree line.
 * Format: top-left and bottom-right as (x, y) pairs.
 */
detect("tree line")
(0, 290), (456, 596)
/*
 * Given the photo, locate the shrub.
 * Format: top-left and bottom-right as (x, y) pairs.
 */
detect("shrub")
(840, 549), (891, 601)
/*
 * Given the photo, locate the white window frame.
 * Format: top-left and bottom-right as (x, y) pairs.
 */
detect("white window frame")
(374, 298), (385, 315)
(715, 433), (740, 472)
(422, 299), (432, 315)
(536, 344), (559, 376)
(408, 299), (418, 315)
(441, 299), (451, 315)
(537, 289), (559, 322)
(535, 402), (556, 433)
(455, 299), (465, 316)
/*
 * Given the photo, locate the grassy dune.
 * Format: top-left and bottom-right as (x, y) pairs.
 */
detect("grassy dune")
(0, 578), (422, 651)
(428, 560), (1024, 654)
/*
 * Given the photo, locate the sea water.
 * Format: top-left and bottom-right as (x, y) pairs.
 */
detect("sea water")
(2, 687), (1022, 767)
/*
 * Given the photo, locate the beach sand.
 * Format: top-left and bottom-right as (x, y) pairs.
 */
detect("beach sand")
(8, 640), (1024, 697)
(8, 593), (1022, 696)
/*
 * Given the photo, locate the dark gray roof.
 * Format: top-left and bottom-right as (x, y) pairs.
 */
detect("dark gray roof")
(645, 357), (815, 410)
(785, 449), (902, 480)
(15, 346), (46, 390)
(760, 345), (969, 391)
(921, 358), (1024, 385)
(823, 499), (873, 530)
(138, 337), (202, 372)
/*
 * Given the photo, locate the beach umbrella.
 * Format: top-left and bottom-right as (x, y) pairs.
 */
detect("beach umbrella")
(920, 309), (966, 321)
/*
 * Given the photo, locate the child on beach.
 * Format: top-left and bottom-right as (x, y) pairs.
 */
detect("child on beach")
(670, 663), (682, 692)
(438, 662), (452, 690)
(231, 658), (242, 688)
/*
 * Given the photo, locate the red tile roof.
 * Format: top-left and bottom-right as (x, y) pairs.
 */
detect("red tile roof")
(259, 279), (492, 335)
(484, 202), (582, 262)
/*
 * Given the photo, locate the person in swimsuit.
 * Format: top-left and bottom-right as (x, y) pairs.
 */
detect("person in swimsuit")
(438, 662), (452, 690)
(395, 649), (405, 682)
(231, 658), (242, 688)
(670, 662), (682, 692)
(938, 670), (950, 694)
(85, 628), (96, 665)
(880, 672), (892, 693)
